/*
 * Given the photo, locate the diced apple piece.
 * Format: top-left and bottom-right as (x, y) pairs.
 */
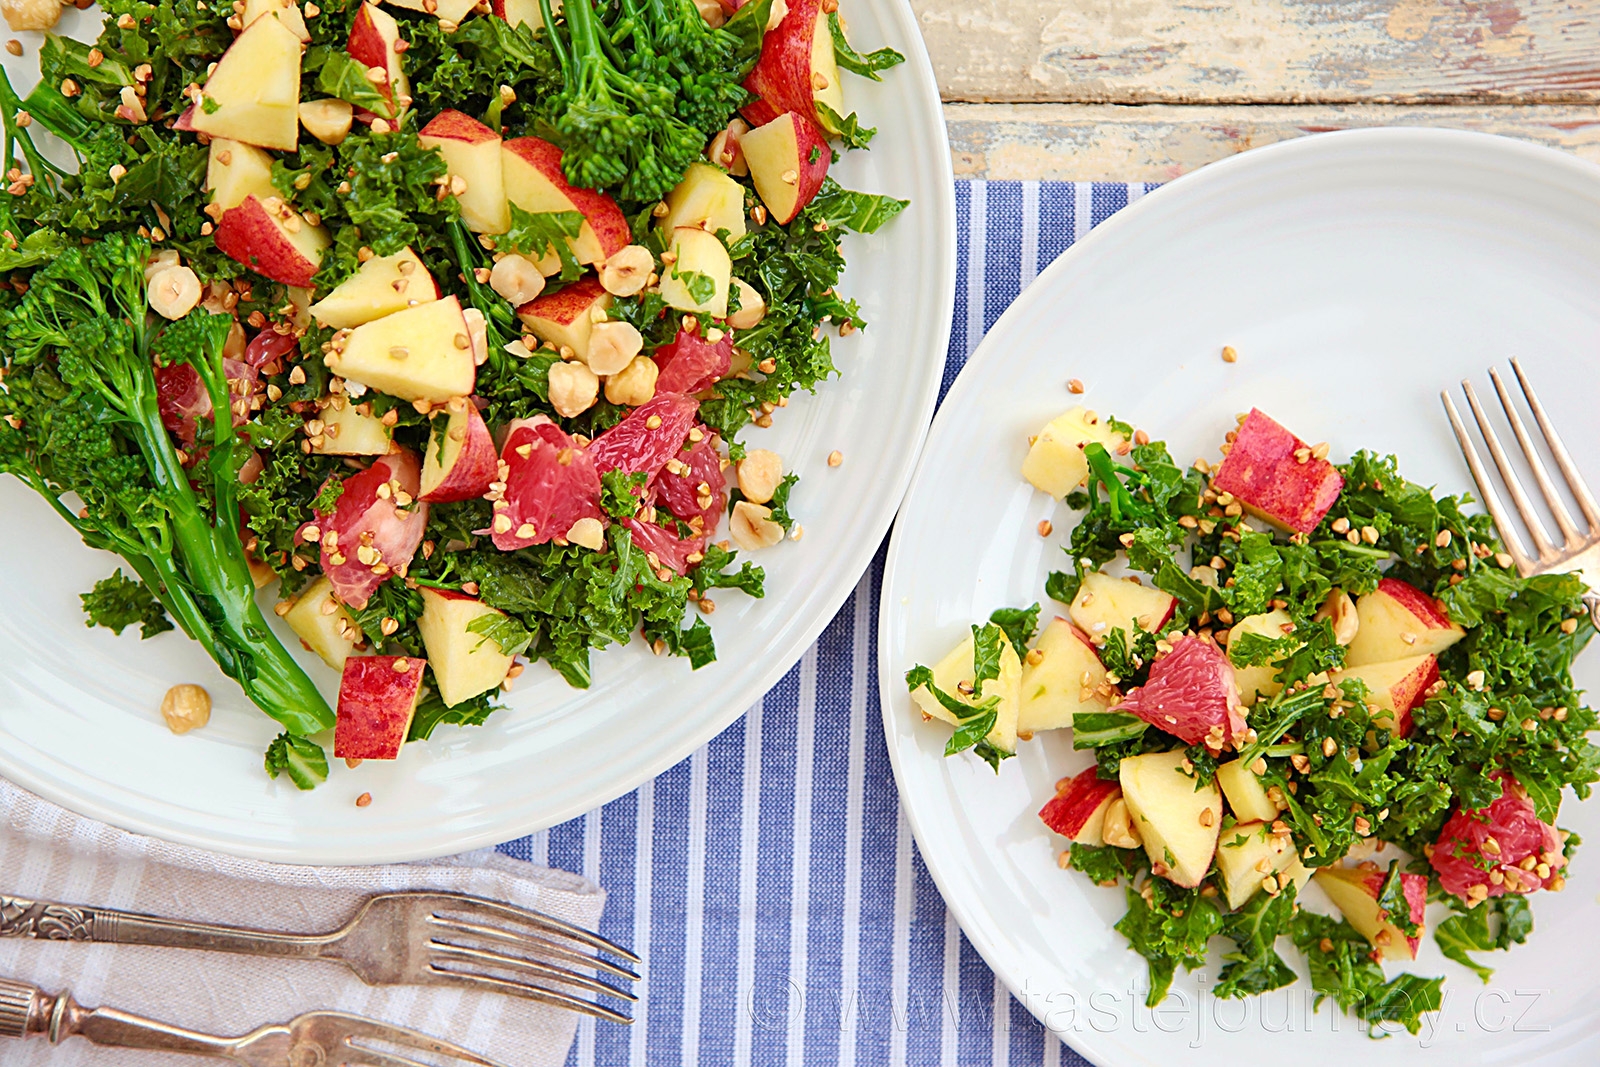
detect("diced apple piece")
(1215, 820), (1298, 910)
(1216, 759), (1285, 823)
(1118, 749), (1223, 888)
(242, 0), (309, 41)
(325, 296), (476, 403)
(1314, 865), (1428, 961)
(310, 396), (393, 456)
(310, 247), (438, 329)
(191, 14), (302, 152)
(1021, 406), (1129, 498)
(416, 587), (516, 709)
(516, 278), (611, 363)
(1119, 636), (1247, 749)
(213, 195), (329, 288)
(346, 2), (409, 112)
(741, 111), (830, 225)
(419, 404), (499, 503)
(1282, 855), (1314, 897)
(659, 162), (748, 241)
(281, 575), (364, 670)
(206, 139), (277, 212)
(334, 654), (426, 760)
(809, 10), (844, 119)
(383, 0), (478, 28)
(1067, 570), (1175, 653)
(659, 227), (731, 318)
(1344, 577), (1465, 667)
(1039, 766), (1122, 846)
(492, 0), (548, 30)
(908, 630), (1022, 755)
(1227, 608), (1294, 705)
(419, 110), (509, 234)
(1331, 653), (1438, 737)
(299, 99), (354, 146)
(1210, 408), (1344, 534)
(741, 0), (823, 127)
(502, 137), (632, 264)
(1017, 617), (1112, 733)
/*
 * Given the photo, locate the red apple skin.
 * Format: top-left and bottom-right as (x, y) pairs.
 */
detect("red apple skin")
(334, 654), (426, 760)
(1039, 766), (1122, 842)
(1210, 408), (1344, 534)
(419, 109), (496, 143)
(1376, 577), (1453, 630)
(747, 111), (831, 225)
(1432, 773), (1567, 902)
(741, 0), (822, 128)
(420, 404), (499, 504)
(1388, 657), (1437, 738)
(1117, 636), (1247, 748)
(517, 277), (610, 330)
(1387, 655), (1438, 737)
(212, 196), (319, 288)
(345, 3), (403, 110)
(173, 105), (198, 131)
(502, 137), (631, 261)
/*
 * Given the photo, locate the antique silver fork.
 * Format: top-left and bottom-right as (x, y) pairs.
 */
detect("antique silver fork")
(1441, 357), (1600, 628)
(0, 891), (640, 1025)
(0, 975), (508, 1065)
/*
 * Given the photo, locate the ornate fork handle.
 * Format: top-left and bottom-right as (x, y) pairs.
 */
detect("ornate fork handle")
(0, 895), (329, 959)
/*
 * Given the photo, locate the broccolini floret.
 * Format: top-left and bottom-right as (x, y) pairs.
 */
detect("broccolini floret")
(537, 0), (742, 203)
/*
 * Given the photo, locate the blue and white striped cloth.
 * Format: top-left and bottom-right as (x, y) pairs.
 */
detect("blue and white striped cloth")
(500, 182), (1158, 1067)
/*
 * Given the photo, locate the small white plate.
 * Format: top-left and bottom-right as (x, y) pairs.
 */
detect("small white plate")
(0, 0), (954, 863)
(879, 129), (1600, 1064)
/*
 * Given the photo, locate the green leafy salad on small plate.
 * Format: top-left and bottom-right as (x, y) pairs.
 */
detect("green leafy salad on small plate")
(907, 404), (1598, 1035)
(0, 0), (906, 787)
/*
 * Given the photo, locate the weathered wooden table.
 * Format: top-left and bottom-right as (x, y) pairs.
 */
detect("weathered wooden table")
(916, 0), (1600, 181)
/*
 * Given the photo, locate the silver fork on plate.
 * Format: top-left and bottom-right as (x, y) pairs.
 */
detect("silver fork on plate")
(1441, 357), (1600, 628)
(0, 975), (508, 1066)
(0, 891), (640, 1024)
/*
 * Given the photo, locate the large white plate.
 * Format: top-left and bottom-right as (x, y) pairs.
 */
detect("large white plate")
(880, 129), (1600, 1064)
(0, 1), (954, 863)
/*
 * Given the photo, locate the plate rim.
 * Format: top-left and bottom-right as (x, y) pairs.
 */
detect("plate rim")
(876, 126), (1600, 1064)
(0, 0), (956, 864)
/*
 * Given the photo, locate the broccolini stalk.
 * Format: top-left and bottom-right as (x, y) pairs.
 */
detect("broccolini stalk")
(0, 233), (334, 738)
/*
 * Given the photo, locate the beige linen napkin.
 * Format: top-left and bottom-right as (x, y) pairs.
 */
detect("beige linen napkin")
(0, 776), (606, 1067)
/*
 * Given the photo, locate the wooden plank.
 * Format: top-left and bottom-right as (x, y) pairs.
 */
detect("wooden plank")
(912, 0), (1600, 104)
(945, 102), (1600, 181)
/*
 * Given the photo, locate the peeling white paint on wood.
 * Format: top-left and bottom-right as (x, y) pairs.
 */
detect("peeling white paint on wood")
(915, 0), (1600, 103)
(945, 102), (1600, 180)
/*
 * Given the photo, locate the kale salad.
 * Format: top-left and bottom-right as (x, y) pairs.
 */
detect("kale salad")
(0, 0), (906, 785)
(908, 405), (1598, 1035)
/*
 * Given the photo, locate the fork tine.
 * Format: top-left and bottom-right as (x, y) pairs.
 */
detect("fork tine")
(1459, 379), (1557, 560)
(1441, 391), (1535, 573)
(428, 915), (642, 981)
(428, 940), (638, 1001)
(423, 894), (642, 965)
(1488, 367), (1581, 545)
(432, 967), (635, 1024)
(319, 1015), (507, 1067)
(1511, 357), (1600, 532)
